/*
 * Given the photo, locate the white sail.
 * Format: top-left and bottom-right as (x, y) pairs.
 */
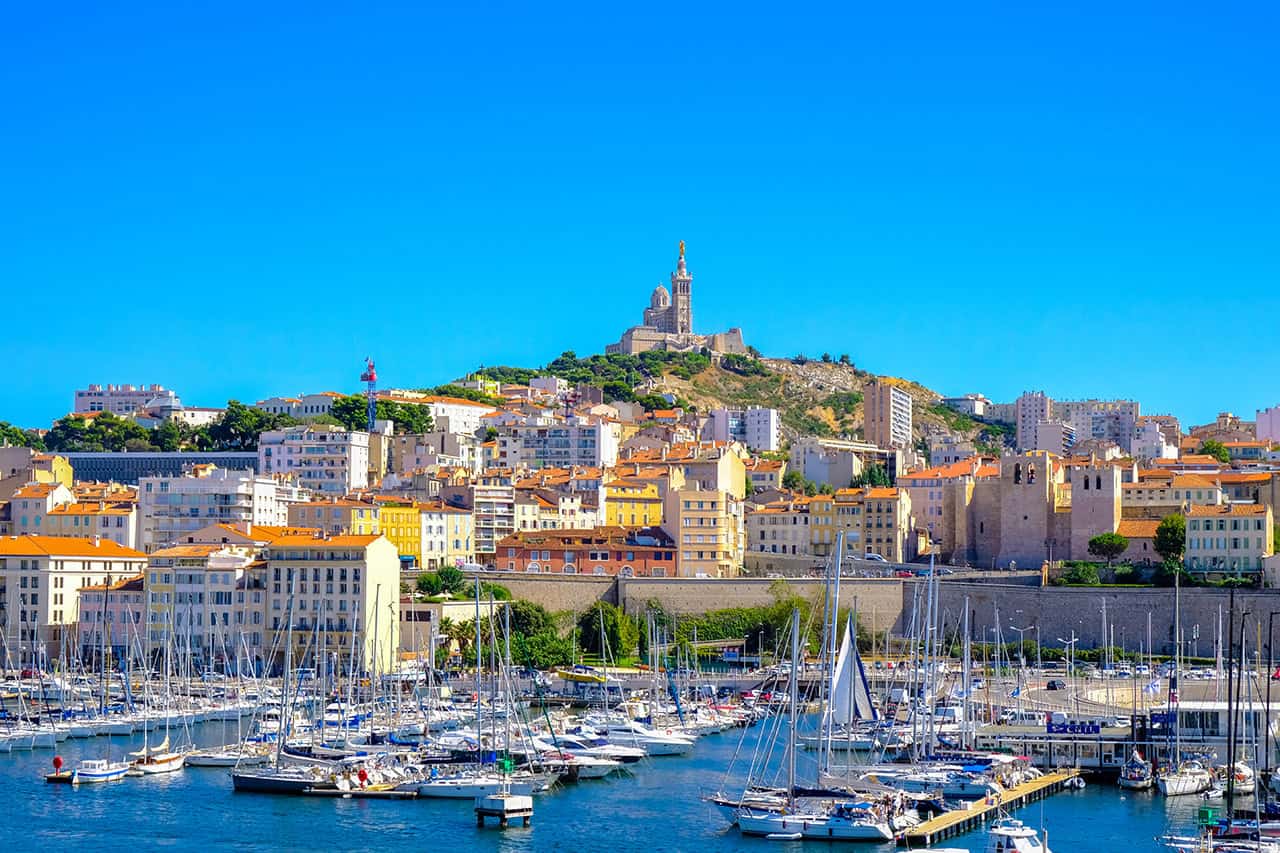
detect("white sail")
(831, 613), (877, 725)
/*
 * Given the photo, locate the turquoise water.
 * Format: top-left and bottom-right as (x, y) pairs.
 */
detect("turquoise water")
(1, 722), (1221, 851)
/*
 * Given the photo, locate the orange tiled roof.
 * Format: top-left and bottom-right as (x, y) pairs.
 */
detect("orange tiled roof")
(150, 544), (228, 558)
(80, 574), (146, 592)
(1117, 519), (1160, 539)
(11, 483), (62, 499)
(0, 535), (145, 559)
(48, 502), (133, 516)
(1187, 504), (1269, 517)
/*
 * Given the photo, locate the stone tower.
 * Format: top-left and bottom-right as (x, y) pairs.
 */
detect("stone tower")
(671, 240), (693, 335)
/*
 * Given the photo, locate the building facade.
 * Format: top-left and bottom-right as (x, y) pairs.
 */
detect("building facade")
(706, 407), (781, 452)
(258, 425), (370, 495)
(140, 466), (308, 551)
(863, 380), (913, 449)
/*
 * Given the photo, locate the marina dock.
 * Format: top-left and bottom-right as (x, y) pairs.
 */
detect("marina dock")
(897, 770), (1080, 846)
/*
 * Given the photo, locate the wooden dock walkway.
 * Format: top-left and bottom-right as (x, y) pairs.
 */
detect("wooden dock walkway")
(898, 769), (1080, 846)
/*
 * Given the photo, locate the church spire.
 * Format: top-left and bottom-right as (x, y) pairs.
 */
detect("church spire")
(676, 239), (687, 275)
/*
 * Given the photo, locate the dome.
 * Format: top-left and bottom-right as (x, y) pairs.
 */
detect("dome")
(650, 284), (671, 309)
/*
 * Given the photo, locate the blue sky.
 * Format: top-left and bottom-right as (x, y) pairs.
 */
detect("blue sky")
(3, 3), (1277, 428)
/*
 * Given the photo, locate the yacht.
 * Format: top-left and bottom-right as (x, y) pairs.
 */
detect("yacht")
(1158, 760), (1215, 796)
(986, 817), (1051, 853)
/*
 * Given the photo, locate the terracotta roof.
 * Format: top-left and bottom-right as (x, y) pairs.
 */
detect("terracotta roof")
(1217, 472), (1273, 484)
(11, 483), (62, 499)
(48, 502), (133, 516)
(1117, 519), (1160, 539)
(864, 488), (900, 499)
(150, 544), (228, 558)
(1171, 474), (1220, 488)
(1187, 504), (1270, 517)
(1223, 441), (1267, 448)
(0, 535), (145, 559)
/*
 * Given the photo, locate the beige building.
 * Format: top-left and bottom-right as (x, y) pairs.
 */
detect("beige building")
(0, 535), (147, 667)
(662, 487), (745, 577)
(264, 533), (401, 674)
(1185, 503), (1275, 576)
(145, 545), (261, 667)
(863, 380), (913, 449)
(747, 498), (811, 558)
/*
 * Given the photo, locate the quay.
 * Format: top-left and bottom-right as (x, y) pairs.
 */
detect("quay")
(898, 769), (1080, 846)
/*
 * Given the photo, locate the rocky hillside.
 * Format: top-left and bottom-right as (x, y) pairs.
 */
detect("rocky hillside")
(470, 352), (1013, 457)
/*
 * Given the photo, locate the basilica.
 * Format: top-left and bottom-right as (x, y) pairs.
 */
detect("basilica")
(605, 242), (749, 356)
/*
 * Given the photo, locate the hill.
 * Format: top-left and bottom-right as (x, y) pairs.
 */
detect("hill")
(468, 351), (1013, 457)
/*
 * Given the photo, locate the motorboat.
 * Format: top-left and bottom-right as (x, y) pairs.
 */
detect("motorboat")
(986, 817), (1051, 853)
(1118, 750), (1154, 790)
(73, 758), (130, 784)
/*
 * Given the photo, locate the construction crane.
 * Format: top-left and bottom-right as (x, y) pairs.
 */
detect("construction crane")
(360, 357), (377, 432)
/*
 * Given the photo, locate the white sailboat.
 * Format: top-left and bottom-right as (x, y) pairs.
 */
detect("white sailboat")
(74, 603), (129, 783)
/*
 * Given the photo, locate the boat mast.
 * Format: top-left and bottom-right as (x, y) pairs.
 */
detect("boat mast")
(787, 606), (799, 807)
(274, 569), (296, 771)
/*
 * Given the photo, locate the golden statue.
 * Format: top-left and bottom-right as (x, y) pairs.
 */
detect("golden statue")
(678, 239), (685, 258)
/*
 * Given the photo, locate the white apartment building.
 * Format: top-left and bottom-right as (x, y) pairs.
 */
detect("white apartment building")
(145, 545), (261, 667)
(139, 465), (309, 551)
(419, 502), (475, 570)
(75, 383), (178, 415)
(1015, 391), (1052, 450)
(706, 407), (781, 451)
(941, 394), (991, 418)
(864, 381), (913, 450)
(263, 534), (400, 674)
(258, 425), (369, 496)
(253, 392), (344, 419)
(1131, 418), (1178, 462)
(0, 535), (147, 668)
(495, 413), (620, 469)
(377, 392), (497, 435)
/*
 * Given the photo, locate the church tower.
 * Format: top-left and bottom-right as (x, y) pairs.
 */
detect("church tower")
(671, 240), (693, 335)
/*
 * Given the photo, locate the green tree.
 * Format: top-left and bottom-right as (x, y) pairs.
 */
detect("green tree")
(436, 565), (467, 596)
(576, 602), (640, 660)
(1199, 439), (1231, 464)
(838, 354), (851, 365)
(416, 572), (444, 596)
(1154, 514), (1186, 564)
(331, 395), (434, 434)
(821, 352), (832, 363)
(506, 600), (556, 637)
(1088, 532), (1129, 565)
(44, 412), (154, 452)
(207, 401), (297, 450)
(782, 469), (807, 492)
(511, 630), (574, 669)
(152, 419), (188, 452)
(0, 421), (44, 449)
(852, 464), (891, 488)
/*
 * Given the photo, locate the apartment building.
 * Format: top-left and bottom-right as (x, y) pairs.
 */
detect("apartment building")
(747, 498), (811, 557)
(706, 407), (781, 452)
(418, 501), (474, 570)
(139, 465), (308, 551)
(1185, 504), (1275, 576)
(287, 499), (381, 536)
(77, 574), (146, 665)
(439, 480), (516, 558)
(263, 533), (400, 674)
(495, 527), (676, 576)
(0, 536), (147, 667)
(258, 425), (370, 496)
(145, 545), (261, 667)
(603, 478), (664, 527)
(495, 413), (620, 470)
(662, 487), (744, 578)
(863, 380), (913, 449)
(75, 383), (177, 415)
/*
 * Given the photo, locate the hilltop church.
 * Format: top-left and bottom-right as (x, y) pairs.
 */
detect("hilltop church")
(606, 242), (749, 356)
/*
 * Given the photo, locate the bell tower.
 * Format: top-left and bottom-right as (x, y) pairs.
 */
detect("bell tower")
(671, 240), (693, 335)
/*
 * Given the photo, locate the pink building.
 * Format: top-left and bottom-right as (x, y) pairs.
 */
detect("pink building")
(77, 575), (146, 665)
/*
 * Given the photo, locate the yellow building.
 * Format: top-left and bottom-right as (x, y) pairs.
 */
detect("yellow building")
(604, 478), (664, 527)
(808, 494), (837, 556)
(373, 502), (422, 568)
(287, 499), (380, 536)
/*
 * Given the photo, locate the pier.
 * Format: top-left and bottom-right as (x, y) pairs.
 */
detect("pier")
(897, 770), (1080, 846)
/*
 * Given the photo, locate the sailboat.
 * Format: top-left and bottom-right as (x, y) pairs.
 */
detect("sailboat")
(1118, 749), (1154, 790)
(1158, 570), (1210, 796)
(73, 585), (130, 784)
(736, 608), (914, 842)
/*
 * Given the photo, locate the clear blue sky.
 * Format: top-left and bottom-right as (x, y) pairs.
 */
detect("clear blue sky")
(3, 3), (1277, 429)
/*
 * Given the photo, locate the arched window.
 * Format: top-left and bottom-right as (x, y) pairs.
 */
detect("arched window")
(1096, 475), (1102, 491)
(1083, 476), (1090, 491)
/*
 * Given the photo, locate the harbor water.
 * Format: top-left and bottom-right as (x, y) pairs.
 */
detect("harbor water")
(0, 719), (1228, 851)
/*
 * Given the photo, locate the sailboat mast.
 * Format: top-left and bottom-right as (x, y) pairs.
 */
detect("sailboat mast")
(787, 607), (799, 805)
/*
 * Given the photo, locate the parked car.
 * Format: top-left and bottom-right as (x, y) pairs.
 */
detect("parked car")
(864, 553), (888, 563)
(1046, 679), (1067, 691)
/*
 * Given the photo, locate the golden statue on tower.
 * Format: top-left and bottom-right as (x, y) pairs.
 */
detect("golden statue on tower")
(678, 239), (685, 258)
